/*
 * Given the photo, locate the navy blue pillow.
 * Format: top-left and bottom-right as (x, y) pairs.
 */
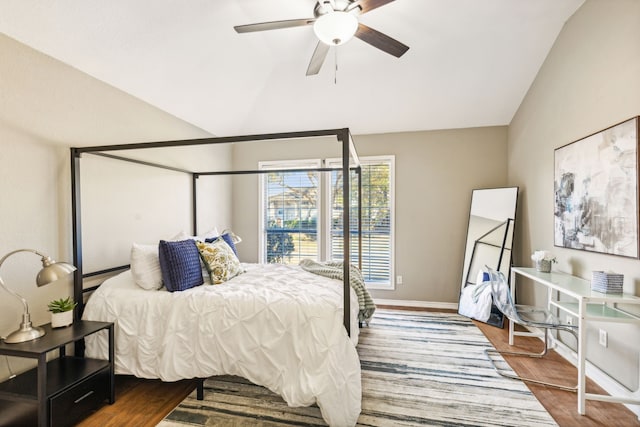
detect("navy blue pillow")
(205, 233), (238, 256)
(158, 239), (204, 292)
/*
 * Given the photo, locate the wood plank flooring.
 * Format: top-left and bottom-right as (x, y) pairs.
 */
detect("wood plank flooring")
(475, 318), (640, 427)
(77, 309), (640, 427)
(76, 376), (198, 427)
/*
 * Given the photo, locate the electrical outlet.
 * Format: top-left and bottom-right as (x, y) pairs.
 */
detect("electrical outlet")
(566, 315), (573, 325)
(396, 275), (403, 285)
(599, 329), (608, 348)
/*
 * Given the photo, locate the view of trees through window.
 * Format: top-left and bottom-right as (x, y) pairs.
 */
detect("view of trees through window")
(261, 156), (393, 287)
(264, 169), (319, 263)
(330, 161), (392, 284)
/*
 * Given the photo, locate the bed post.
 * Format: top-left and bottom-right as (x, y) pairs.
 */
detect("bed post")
(71, 148), (83, 318)
(357, 166), (362, 272)
(71, 148), (85, 356)
(197, 378), (204, 400)
(192, 174), (199, 236)
(340, 129), (351, 337)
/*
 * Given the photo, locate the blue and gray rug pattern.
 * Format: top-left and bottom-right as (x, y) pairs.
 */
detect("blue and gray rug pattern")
(158, 309), (557, 426)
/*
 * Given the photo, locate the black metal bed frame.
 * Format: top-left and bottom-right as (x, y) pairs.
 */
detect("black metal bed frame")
(70, 128), (362, 337)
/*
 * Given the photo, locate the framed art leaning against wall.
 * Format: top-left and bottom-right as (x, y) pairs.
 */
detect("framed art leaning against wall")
(554, 116), (639, 258)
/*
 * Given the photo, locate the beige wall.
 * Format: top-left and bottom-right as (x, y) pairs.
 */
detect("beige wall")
(356, 129), (509, 303)
(508, 0), (640, 391)
(0, 35), (212, 380)
(230, 135), (345, 265)
(78, 147), (232, 273)
(231, 127), (508, 304)
(0, 34), (211, 147)
(0, 128), (70, 371)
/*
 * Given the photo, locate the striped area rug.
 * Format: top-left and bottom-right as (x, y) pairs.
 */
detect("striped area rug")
(157, 309), (557, 426)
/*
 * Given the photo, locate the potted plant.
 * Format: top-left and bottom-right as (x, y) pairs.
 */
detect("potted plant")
(48, 297), (77, 328)
(530, 250), (557, 273)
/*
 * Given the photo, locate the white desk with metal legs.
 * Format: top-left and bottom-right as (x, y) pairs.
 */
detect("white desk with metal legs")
(510, 267), (640, 415)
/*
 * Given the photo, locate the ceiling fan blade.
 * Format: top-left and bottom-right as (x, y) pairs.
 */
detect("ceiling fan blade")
(355, 23), (409, 58)
(306, 41), (330, 76)
(234, 18), (314, 33)
(348, 0), (396, 14)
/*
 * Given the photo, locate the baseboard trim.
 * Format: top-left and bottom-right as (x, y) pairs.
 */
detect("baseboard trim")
(551, 338), (640, 417)
(521, 328), (640, 418)
(374, 298), (459, 311)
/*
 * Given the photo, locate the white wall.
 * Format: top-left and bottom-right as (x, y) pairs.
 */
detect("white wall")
(79, 146), (232, 273)
(509, 0), (640, 392)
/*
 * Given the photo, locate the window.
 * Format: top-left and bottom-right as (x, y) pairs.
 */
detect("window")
(259, 156), (394, 289)
(259, 160), (321, 265)
(326, 156), (394, 289)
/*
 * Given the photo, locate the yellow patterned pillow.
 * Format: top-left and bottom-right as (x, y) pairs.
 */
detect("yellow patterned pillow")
(196, 240), (243, 284)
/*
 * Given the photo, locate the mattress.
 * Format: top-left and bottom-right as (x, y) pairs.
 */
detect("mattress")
(82, 263), (362, 426)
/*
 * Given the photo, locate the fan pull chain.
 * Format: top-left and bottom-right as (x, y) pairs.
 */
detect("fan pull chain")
(334, 46), (338, 84)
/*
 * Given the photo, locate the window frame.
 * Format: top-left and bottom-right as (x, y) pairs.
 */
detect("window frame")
(258, 159), (322, 264)
(325, 155), (395, 290)
(258, 156), (395, 290)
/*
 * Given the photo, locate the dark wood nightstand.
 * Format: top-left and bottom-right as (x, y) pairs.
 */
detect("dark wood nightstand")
(0, 320), (114, 427)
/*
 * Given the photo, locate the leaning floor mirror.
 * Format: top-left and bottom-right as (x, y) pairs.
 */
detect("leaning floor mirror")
(458, 187), (518, 328)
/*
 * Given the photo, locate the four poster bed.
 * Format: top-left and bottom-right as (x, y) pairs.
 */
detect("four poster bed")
(70, 129), (367, 426)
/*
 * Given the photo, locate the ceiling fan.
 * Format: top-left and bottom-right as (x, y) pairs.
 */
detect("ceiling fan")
(234, 0), (409, 76)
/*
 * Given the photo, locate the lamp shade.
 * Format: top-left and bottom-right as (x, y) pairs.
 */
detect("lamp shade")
(36, 257), (76, 287)
(313, 11), (358, 46)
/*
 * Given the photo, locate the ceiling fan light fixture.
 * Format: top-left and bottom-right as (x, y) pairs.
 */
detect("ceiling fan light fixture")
(313, 11), (358, 46)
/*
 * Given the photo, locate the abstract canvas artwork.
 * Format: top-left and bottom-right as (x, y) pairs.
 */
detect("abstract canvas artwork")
(554, 117), (639, 258)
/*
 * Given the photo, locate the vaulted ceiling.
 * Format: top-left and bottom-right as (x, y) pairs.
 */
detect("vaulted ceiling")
(0, 0), (584, 137)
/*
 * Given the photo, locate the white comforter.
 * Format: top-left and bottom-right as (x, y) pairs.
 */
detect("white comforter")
(83, 263), (362, 426)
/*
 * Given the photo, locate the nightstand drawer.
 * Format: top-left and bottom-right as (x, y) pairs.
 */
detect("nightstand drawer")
(50, 368), (109, 427)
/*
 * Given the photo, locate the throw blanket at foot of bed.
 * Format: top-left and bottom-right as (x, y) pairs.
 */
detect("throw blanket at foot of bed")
(300, 259), (376, 324)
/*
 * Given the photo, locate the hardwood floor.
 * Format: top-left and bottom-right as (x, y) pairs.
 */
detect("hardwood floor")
(475, 319), (640, 427)
(76, 376), (199, 427)
(78, 310), (640, 427)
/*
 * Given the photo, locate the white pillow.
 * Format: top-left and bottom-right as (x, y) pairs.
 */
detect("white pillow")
(171, 227), (220, 242)
(201, 227), (220, 240)
(130, 243), (163, 290)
